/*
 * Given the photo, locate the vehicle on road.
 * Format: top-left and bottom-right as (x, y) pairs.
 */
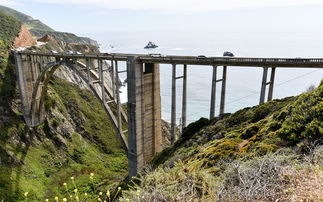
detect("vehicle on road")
(197, 55), (207, 59)
(149, 53), (166, 58)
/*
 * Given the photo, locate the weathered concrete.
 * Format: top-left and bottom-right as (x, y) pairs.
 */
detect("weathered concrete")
(220, 66), (227, 115)
(170, 64), (176, 144)
(127, 57), (162, 178)
(181, 64), (187, 130)
(210, 65), (217, 119)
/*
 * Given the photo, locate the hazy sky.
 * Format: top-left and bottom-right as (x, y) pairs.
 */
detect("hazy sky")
(2, 0), (323, 35)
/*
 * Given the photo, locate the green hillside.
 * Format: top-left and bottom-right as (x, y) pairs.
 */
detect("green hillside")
(0, 5), (53, 31)
(0, 11), (126, 201)
(0, 5), (98, 46)
(121, 82), (323, 201)
(0, 11), (21, 105)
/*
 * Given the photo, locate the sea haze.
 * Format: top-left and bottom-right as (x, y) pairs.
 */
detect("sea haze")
(87, 31), (323, 124)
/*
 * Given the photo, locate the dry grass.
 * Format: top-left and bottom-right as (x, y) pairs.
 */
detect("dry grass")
(120, 162), (219, 202)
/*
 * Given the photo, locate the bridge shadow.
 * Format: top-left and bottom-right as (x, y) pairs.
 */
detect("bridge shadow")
(0, 54), (32, 200)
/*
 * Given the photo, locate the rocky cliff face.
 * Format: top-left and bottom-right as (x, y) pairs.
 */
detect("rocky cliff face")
(13, 24), (36, 47)
(30, 29), (99, 46)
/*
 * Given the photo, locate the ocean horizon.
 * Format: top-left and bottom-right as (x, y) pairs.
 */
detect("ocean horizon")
(86, 30), (323, 124)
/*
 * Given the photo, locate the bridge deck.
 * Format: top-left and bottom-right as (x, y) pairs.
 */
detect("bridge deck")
(17, 51), (323, 68)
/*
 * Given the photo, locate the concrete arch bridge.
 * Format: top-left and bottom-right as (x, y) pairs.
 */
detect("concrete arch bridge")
(14, 51), (323, 177)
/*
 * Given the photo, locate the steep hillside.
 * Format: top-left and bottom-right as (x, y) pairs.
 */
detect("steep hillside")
(0, 5), (53, 31)
(30, 29), (98, 46)
(0, 5), (98, 46)
(121, 83), (323, 201)
(0, 12), (127, 201)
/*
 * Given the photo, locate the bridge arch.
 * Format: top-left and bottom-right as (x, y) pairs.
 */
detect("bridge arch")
(29, 59), (128, 150)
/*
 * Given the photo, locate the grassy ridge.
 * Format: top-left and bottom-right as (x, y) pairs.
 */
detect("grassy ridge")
(122, 82), (323, 201)
(0, 5), (53, 31)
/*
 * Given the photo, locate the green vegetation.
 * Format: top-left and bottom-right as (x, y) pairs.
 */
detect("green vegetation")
(0, 5), (98, 45)
(0, 76), (128, 201)
(0, 10), (125, 201)
(0, 11), (21, 106)
(0, 5), (53, 31)
(124, 82), (323, 201)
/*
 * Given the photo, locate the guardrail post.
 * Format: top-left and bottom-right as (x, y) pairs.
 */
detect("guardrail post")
(267, 67), (276, 101)
(259, 67), (268, 104)
(219, 66), (227, 115)
(210, 65), (217, 119)
(171, 63), (176, 144)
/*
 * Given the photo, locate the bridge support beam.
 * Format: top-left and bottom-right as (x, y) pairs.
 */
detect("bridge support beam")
(127, 56), (162, 178)
(267, 67), (276, 101)
(210, 65), (217, 119)
(259, 67), (268, 104)
(219, 66), (227, 115)
(259, 67), (276, 104)
(15, 53), (32, 125)
(170, 64), (176, 144)
(181, 64), (187, 130)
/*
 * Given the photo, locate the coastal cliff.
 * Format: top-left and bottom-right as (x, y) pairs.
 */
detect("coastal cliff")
(0, 9), (126, 201)
(0, 5), (98, 46)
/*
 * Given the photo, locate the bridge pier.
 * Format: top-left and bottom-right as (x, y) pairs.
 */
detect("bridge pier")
(259, 67), (276, 104)
(210, 65), (217, 119)
(170, 64), (176, 144)
(127, 56), (162, 178)
(267, 67), (276, 101)
(219, 66), (227, 115)
(181, 64), (187, 130)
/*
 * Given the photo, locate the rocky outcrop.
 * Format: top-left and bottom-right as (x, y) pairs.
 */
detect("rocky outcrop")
(37, 34), (55, 43)
(14, 24), (35, 48)
(31, 29), (99, 46)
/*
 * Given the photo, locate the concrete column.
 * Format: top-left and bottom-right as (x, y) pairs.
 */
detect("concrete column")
(181, 64), (187, 130)
(127, 57), (162, 178)
(15, 53), (32, 125)
(219, 66), (227, 115)
(210, 65), (217, 119)
(259, 67), (268, 104)
(99, 59), (105, 102)
(86, 59), (91, 83)
(267, 67), (276, 101)
(171, 64), (176, 144)
(111, 58), (116, 101)
(127, 56), (144, 178)
(115, 60), (122, 136)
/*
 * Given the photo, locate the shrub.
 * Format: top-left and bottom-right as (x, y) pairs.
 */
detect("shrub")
(240, 124), (259, 139)
(121, 162), (219, 201)
(218, 152), (298, 201)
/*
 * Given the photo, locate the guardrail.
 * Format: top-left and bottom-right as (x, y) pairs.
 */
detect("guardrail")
(16, 51), (323, 68)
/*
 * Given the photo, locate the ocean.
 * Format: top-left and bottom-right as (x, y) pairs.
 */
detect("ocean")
(87, 31), (323, 124)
